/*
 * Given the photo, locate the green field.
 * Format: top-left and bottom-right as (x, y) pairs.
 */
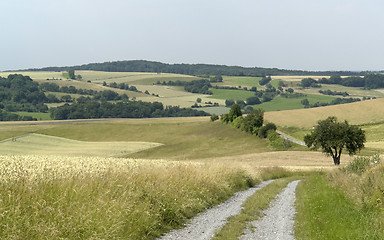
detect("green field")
(255, 94), (336, 112)
(209, 88), (256, 101)
(223, 76), (262, 88)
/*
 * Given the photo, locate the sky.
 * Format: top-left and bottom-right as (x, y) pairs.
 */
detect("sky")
(1, 0), (384, 71)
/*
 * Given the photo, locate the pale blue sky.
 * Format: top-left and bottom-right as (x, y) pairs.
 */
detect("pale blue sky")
(1, 0), (384, 71)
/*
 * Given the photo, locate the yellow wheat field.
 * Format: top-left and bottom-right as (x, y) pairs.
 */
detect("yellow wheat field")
(265, 98), (384, 128)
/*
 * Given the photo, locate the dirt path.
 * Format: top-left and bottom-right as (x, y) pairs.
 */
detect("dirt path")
(158, 180), (275, 240)
(240, 180), (301, 240)
(277, 131), (306, 146)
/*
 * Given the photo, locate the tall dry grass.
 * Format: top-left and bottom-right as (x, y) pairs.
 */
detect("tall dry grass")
(0, 155), (258, 239)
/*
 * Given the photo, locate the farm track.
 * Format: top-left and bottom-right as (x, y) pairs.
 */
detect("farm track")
(158, 180), (275, 240)
(240, 180), (301, 240)
(159, 180), (301, 240)
(277, 131), (306, 146)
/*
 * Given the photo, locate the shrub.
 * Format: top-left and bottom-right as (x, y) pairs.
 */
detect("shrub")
(258, 123), (277, 138)
(345, 154), (381, 175)
(210, 114), (219, 122)
(268, 130), (292, 150)
(220, 113), (230, 124)
(232, 116), (244, 129)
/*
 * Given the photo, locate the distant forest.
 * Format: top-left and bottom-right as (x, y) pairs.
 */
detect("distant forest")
(26, 60), (362, 77)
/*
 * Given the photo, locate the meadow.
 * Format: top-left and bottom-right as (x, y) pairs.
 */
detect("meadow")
(253, 94), (336, 112)
(209, 88), (256, 101)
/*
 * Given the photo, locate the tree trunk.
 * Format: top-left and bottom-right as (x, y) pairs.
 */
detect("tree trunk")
(332, 148), (342, 165)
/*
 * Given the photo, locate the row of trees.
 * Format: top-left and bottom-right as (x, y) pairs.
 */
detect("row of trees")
(318, 89), (349, 97)
(313, 74), (384, 89)
(301, 97), (361, 108)
(103, 81), (140, 92)
(50, 100), (209, 120)
(40, 82), (130, 102)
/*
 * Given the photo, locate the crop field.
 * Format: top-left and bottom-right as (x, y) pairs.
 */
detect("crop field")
(223, 76), (262, 88)
(264, 98), (384, 128)
(272, 75), (332, 82)
(0, 154), (265, 239)
(297, 83), (384, 98)
(0, 133), (161, 157)
(78, 71), (199, 85)
(0, 71), (65, 80)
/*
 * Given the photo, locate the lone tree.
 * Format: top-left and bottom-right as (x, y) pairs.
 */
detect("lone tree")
(304, 116), (366, 165)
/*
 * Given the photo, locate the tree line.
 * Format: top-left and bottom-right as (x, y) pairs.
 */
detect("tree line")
(312, 74), (384, 89)
(26, 60), (362, 77)
(40, 82), (129, 102)
(50, 100), (209, 120)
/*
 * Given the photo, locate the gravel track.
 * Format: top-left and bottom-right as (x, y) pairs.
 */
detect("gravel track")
(240, 180), (301, 240)
(158, 180), (275, 240)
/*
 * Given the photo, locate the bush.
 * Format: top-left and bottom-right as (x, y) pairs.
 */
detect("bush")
(345, 154), (381, 175)
(258, 123), (277, 138)
(220, 113), (230, 124)
(210, 114), (219, 122)
(232, 116), (244, 129)
(267, 130), (292, 150)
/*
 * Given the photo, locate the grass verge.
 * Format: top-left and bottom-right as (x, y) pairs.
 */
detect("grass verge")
(295, 173), (383, 239)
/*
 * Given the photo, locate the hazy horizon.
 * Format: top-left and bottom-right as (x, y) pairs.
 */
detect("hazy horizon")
(2, 0), (384, 72)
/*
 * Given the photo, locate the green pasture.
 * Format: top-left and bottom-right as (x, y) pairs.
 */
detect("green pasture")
(0, 133), (161, 157)
(251, 94), (336, 112)
(209, 88), (256, 101)
(223, 76), (262, 88)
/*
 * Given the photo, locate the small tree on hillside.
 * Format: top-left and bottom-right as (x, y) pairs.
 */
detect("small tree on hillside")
(304, 116), (366, 165)
(228, 104), (242, 122)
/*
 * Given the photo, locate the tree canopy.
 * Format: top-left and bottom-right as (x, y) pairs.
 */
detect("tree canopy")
(304, 116), (366, 165)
